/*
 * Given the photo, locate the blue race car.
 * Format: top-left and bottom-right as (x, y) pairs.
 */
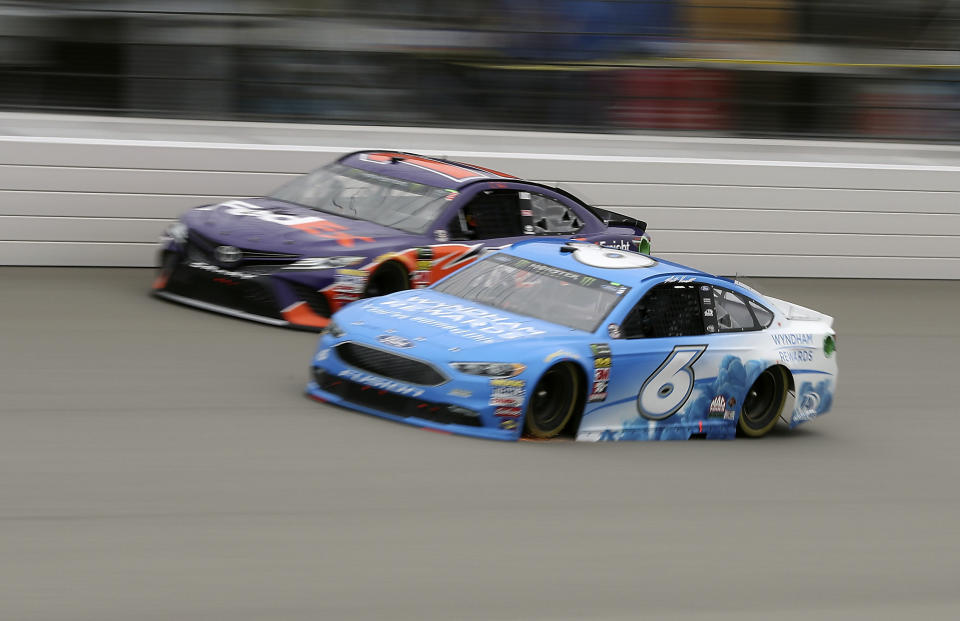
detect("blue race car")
(306, 239), (837, 441)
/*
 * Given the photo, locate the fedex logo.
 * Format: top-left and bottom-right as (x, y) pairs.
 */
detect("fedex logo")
(202, 200), (373, 247)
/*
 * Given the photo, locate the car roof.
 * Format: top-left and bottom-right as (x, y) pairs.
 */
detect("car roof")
(340, 150), (518, 189)
(503, 238), (713, 286)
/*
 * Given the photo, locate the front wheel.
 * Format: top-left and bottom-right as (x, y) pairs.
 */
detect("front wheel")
(524, 363), (581, 439)
(738, 366), (789, 437)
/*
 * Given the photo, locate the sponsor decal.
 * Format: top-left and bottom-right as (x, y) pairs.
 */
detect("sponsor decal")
(188, 261), (258, 280)
(367, 295), (546, 343)
(494, 406), (523, 418)
(706, 325), (717, 333)
(589, 344), (612, 367)
(598, 239), (632, 251)
(376, 334), (414, 349)
(523, 224), (535, 234)
(337, 368), (424, 397)
(607, 324), (622, 339)
(778, 349), (815, 364)
(520, 209), (533, 217)
(704, 308), (714, 317)
(588, 343), (612, 402)
(772, 333), (815, 346)
(490, 379), (526, 408)
(544, 350), (579, 363)
(330, 269), (368, 302)
(434, 229), (450, 242)
(211, 200), (374, 247)
(796, 391), (821, 420)
(665, 275), (695, 283)
(708, 395), (726, 417)
(448, 388), (473, 398)
(500, 419), (518, 430)
(314, 348), (330, 362)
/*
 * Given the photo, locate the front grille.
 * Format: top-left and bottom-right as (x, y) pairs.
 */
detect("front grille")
(163, 264), (282, 319)
(335, 342), (446, 386)
(186, 230), (300, 267)
(289, 282), (332, 317)
(314, 370), (481, 427)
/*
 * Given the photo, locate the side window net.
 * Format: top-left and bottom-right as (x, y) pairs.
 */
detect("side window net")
(623, 284), (704, 338)
(451, 191), (523, 240)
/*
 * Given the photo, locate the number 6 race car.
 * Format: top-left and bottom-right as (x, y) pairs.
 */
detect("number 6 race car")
(153, 150), (649, 330)
(306, 239), (837, 441)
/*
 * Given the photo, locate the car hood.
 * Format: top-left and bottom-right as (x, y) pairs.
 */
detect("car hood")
(332, 289), (586, 358)
(182, 197), (416, 254)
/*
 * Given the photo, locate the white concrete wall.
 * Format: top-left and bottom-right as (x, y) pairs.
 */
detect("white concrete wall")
(2, 114), (960, 278)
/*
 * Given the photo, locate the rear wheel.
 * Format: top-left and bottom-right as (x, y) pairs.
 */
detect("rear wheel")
(738, 365), (789, 437)
(362, 262), (409, 298)
(524, 363), (581, 439)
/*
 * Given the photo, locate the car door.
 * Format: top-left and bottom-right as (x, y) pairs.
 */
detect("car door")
(606, 280), (710, 433)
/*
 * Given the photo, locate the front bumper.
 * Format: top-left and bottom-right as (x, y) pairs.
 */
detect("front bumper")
(306, 343), (524, 441)
(153, 249), (335, 330)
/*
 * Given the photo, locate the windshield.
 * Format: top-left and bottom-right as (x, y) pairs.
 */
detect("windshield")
(269, 163), (452, 234)
(433, 253), (630, 333)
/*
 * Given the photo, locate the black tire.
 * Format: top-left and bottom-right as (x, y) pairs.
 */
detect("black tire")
(362, 262), (410, 298)
(738, 365), (789, 437)
(524, 363), (581, 439)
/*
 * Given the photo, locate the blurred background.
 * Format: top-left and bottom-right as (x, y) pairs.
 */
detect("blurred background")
(2, 0), (960, 140)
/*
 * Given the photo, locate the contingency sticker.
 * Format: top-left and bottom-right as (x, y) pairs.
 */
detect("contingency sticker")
(489, 378), (526, 408)
(588, 343), (612, 402)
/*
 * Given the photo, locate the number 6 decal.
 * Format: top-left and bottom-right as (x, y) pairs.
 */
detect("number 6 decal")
(637, 345), (707, 420)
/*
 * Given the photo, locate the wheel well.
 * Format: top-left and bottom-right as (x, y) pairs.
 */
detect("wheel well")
(364, 260), (410, 296)
(772, 364), (795, 393)
(557, 361), (588, 439)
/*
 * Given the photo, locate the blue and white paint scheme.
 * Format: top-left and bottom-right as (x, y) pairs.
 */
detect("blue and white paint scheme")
(306, 239), (837, 441)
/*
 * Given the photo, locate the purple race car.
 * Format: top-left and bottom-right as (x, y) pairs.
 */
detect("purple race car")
(153, 150), (650, 330)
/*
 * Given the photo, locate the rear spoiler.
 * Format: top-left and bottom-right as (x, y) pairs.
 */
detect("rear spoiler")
(767, 296), (834, 328)
(585, 207), (647, 234)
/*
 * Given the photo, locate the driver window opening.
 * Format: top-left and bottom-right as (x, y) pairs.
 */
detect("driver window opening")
(448, 190), (523, 240)
(622, 283), (704, 339)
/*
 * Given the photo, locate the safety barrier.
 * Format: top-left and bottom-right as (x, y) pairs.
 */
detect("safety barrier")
(2, 114), (959, 278)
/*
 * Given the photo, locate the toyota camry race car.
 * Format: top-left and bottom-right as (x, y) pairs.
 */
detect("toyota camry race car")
(153, 150), (649, 330)
(306, 239), (837, 441)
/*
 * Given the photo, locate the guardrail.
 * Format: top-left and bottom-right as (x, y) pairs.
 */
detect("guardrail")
(2, 115), (959, 278)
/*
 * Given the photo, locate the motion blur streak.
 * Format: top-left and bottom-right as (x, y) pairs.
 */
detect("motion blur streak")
(3, 1), (960, 139)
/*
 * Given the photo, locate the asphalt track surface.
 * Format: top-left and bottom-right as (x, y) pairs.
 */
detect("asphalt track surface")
(2, 268), (958, 621)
